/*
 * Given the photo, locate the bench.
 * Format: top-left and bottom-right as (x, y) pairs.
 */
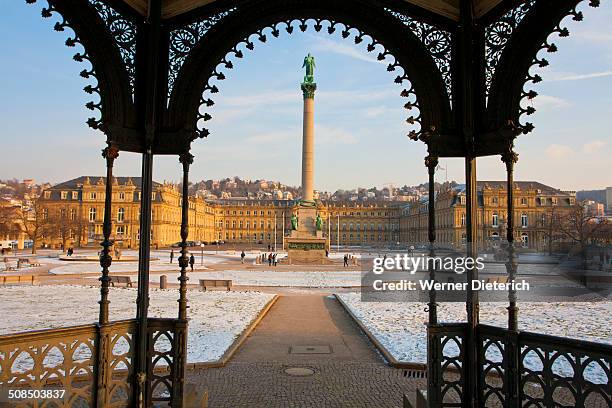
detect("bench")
(1, 275), (37, 286)
(485, 276), (509, 284)
(18, 258), (41, 268)
(109, 276), (134, 287)
(3, 257), (16, 271)
(199, 279), (232, 291)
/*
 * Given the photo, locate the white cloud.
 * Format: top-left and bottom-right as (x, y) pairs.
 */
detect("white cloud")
(215, 90), (296, 107)
(582, 140), (607, 154)
(573, 31), (612, 43)
(529, 95), (571, 110)
(245, 130), (296, 144)
(545, 144), (573, 159)
(311, 36), (384, 65)
(364, 106), (389, 118)
(545, 70), (612, 82)
(315, 126), (357, 145)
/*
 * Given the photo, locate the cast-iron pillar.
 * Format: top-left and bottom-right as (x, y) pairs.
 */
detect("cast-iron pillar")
(502, 143), (520, 407)
(457, 0), (482, 404)
(99, 145), (118, 325)
(134, 0), (163, 404)
(425, 155), (439, 407)
(173, 152), (192, 406)
(96, 145), (118, 407)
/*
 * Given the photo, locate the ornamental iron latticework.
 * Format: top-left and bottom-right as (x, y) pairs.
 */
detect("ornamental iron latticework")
(88, 0), (137, 95)
(168, 8), (237, 98)
(385, 8), (453, 103)
(485, 0), (536, 97)
(193, 18), (422, 142)
(27, 0), (104, 130)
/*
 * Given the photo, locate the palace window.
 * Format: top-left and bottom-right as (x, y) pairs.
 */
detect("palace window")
(116, 226), (125, 235)
(89, 208), (97, 222)
(520, 197), (527, 205)
(461, 213), (466, 226)
(117, 207), (125, 222)
(491, 197), (498, 205)
(42, 208), (48, 220)
(492, 212), (499, 227)
(90, 192), (97, 199)
(44, 191), (51, 199)
(521, 213), (528, 228)
(551, 197), (558, 205)
(70, 208), (77, 220)
(61, 191), (67, 199)
(119, 192), (125, 200)
(72, 191), (78, 199)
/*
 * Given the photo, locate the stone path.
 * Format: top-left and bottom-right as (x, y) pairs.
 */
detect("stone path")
(185, 295), (425, 407)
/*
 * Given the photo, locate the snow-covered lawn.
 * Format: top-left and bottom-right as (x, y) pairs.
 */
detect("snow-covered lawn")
(0, 285), (274, 364)
(338, 293), (612, 382)
(139, 270), (363, 287)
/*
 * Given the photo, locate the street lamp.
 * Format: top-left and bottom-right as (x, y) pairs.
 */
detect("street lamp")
(200, 243), (204, 265)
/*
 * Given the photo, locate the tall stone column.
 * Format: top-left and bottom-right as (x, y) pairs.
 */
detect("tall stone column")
(300, 53), (317, 204)
(301, 83), (316, 203)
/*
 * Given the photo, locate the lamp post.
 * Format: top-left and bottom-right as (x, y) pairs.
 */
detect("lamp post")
(200, 243), (204, 265)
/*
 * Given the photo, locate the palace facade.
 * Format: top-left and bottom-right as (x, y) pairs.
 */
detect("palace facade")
(400, 181), (576, 251)
(36, 177), (575, 251)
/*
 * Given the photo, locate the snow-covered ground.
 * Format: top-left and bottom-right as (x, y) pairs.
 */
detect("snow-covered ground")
(338, 293), (612, 383)
(1, 285), (274, 368)
(108, 270), (364, 287)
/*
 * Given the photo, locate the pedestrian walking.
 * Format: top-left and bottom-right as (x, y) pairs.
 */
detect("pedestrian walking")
(343, 254), (348, 267)
(240, 250), (246, 264)
(170, 249), (174, 264)
(273, 253), (278, 266)
(268, 253), (273, 266)
(189, 253), (195, 271)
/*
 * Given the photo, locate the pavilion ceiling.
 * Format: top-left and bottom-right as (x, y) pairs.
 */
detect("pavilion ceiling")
(121, 0), (504, 21)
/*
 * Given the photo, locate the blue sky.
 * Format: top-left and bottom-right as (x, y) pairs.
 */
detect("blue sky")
(0, 2), (611, 192)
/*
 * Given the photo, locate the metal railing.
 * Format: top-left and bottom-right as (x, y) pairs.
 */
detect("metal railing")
(429, 323), (612, 407)
(0, 318), (186, 407)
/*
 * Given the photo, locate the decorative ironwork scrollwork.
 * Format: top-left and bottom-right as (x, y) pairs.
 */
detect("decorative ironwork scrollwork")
(485, 1), (536, 97)
(26, 0), (104, 131)
(168, 9), (237, 98)
(384, 9), (453, 104)
(517, 0), (599, 134)
(88, 0), (137, 96)
(192, 19), (422, 143)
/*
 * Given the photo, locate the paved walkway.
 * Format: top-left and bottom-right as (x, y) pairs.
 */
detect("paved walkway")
(185, 295), (425, 407)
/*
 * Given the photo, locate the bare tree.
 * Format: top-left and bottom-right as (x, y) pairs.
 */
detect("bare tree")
(554, 202), (609, 269)
(46, 207), (78, 253)
(17, 198), (51, 254)
(0, 205), (19, 240)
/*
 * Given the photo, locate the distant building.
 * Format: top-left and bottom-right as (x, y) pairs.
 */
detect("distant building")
(607, 187), (612, 213)
(400, 181), (576, 250)
(583, 200), (605, 217)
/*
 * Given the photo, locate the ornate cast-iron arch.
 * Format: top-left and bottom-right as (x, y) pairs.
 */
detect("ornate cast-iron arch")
(26, 0), (140, 150)
(483, 0), (600, 156)
(163, 0), (456, 156)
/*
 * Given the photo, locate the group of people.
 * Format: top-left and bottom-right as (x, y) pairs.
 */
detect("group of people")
(260, 252), (279, 266)
(342, 253), (356, 267)
(169, 249), (196, 271)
